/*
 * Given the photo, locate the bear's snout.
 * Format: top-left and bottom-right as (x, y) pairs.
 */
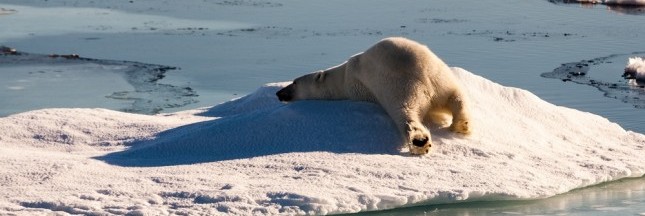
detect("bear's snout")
(276, 85), (294, 102)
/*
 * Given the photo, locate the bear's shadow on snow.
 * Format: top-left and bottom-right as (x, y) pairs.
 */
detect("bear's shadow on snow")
(96, 85), (402, 167)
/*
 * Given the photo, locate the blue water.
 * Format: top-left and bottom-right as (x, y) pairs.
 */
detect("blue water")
(0, 0), (644, 214)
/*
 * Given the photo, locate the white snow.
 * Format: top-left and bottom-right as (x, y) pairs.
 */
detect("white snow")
(1, 68), (644, 215)
(625, 56), (645, 81)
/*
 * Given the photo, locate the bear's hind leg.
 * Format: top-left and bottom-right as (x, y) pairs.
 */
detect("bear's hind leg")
(425, 110), (451, 127)
(447, 91), (471, 135)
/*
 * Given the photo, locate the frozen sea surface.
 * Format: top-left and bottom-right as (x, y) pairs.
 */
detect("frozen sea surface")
(0, 47), (198, 114)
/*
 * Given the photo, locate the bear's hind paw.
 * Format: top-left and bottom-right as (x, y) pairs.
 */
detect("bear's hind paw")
(449, 120), (470, 135)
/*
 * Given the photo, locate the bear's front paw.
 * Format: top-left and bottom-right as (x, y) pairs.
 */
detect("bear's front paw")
(449, 119), (470, 135)
(408, 133), (431, 155)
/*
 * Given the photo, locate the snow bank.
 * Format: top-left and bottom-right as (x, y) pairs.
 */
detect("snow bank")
(1, 68), (644, 215)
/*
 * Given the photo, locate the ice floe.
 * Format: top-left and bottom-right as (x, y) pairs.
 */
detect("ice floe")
(0, 68), (643, 215)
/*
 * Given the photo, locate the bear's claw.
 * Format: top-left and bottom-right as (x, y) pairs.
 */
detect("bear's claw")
(409, 142), (431, 155)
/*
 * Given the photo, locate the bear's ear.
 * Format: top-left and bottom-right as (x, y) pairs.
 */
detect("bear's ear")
(315, 72), (325, 83)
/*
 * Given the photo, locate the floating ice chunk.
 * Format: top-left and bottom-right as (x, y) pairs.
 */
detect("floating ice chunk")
(624, 56), (645, 81)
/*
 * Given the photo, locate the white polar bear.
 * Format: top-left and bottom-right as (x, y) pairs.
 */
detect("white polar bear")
(276, 37), (471, 155)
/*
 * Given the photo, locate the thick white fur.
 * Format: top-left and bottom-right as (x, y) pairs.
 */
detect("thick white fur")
(287, 37), (471, 154)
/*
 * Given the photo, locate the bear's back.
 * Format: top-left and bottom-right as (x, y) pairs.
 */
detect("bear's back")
(362, 37), (447, 78)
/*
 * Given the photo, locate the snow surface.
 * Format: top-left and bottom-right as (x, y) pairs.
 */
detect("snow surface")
(0, 68), (644, 215)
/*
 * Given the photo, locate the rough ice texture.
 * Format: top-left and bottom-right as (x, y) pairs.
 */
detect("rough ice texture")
(1, 68), (643, 215)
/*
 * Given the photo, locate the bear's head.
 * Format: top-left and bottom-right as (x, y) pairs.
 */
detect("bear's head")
(276, 71), (328, 102)
(276, 63), (347, 102)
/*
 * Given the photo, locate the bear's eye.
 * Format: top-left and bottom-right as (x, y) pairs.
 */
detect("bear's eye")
(315, 72), (325, 82)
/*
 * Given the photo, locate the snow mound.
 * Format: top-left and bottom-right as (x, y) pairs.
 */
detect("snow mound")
(1, 68), (644, 215)
(98, 82), (400, 166)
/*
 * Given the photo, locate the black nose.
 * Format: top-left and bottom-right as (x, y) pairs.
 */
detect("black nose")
(276, 85), (293, 101)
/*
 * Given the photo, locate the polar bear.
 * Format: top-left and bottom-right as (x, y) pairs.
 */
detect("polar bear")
(276, 37), (470, 155)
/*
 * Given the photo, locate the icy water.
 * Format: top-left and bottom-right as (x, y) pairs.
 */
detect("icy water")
(0, 0), (644, 215)
(352, 177), (645, 216)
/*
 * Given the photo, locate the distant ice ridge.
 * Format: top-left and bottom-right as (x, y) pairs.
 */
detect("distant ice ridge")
(576, 0), (645, 5)
(1, 68), (644, 215)
(625, 56), (645, 81)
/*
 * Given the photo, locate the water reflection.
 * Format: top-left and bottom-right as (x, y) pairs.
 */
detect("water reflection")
(548, 0), (645, 15)
(352, 177), (645, 216)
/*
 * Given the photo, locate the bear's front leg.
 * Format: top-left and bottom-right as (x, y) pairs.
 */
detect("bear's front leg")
(380, 101), (433, 155)
(406, 121), (432, 155)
